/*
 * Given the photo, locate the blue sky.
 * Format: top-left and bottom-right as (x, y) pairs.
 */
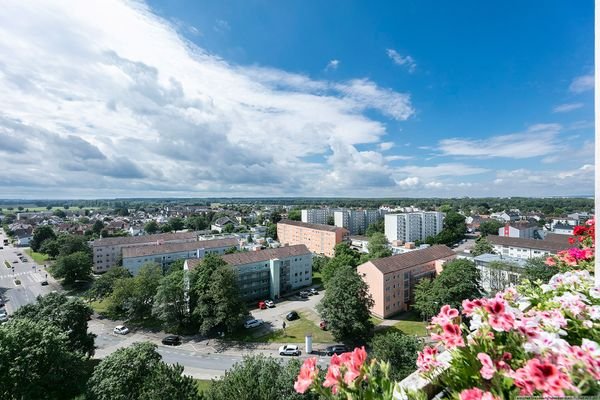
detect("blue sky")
(0, 0), (594, 198)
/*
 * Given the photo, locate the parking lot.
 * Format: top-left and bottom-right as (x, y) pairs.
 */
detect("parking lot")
(242, 290), (325, 339)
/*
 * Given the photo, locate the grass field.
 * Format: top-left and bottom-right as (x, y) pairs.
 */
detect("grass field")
(91, 299), (110, 314)
(228, 311), (334, 343)
(312, 271), (323, 288)
(375, 310), (428, 337)
(25, 249), (49, 264)
(369, 316), (383, 326)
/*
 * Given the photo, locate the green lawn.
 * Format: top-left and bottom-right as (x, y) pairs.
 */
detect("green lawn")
(227, 311), (334, 343)
(376, 310), (428, 336)
(195, 379), (213, 394)
(312, 271), (323, 288)
(25, 249), (49, 264)
(369, 316), (383, 326)
(91, 299), (110, 314)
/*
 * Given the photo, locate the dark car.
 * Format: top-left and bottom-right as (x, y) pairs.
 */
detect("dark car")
(161, 335), (181, 346)
(41, 280), (49, 286)
(286, 311), (299, 321)
(325, 345), (348, 356)
(298, 291), (309, 299)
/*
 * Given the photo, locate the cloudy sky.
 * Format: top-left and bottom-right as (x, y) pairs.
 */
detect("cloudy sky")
(0, 0), (594, 199)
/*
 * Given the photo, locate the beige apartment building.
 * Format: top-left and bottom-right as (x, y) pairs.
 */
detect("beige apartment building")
(91, 231), (198, 273)
(277, 219), (347, 257)
(357, 245), (455, 318)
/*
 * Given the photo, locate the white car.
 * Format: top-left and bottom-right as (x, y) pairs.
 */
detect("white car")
(244, 319), (264, 329)
(264, 300), (275, 308)
(279, 344), (300, 356)
(0, 310), (8, 323)
(113, 325), (129, 335)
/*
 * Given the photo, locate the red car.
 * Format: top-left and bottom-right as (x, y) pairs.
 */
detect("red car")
(319, 320), (328, 330)
(258, 301), (267, 309)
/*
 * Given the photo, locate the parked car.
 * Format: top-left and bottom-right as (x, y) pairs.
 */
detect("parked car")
(258, 301), (267, 309)
(244, 319), (264, 329)
(12, 260), (18, 263)
(161, 335), (181, 346)
(299, 291), (309, 298)
(16, 253), (22, 256)
(0, 310), (8, 323)
(286, 311), (299, 321)
(21, 258), (28, 262)
(325, 345), (348, 356)
(278, 344), (300, 356)
(40, 280), (48, 286)
(0, 297), (4, 307)
(113, 325), (129, 335)
(309, 288), (318, 295)
(319, 320), (328, 330)
(264, 299), (275, 308)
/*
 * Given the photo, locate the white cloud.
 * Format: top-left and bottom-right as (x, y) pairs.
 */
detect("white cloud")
(385, 155), (413, 161)
(397, 177), (420, 187)
(425, 181), (442, 188)
(569, 74), (594, 93)
(553, 102), (583, 113)
(438, 124), (562, 158)
(386, 49), (416, 73)
(397, 163), (489, 179)
(379, 142), (394, 151)
(325, 59), (340, 71)
(0, 0), (416, 197)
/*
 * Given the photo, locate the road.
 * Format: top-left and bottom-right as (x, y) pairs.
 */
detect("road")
(90, 317), (333, 380)
(0, 230), (59, 315)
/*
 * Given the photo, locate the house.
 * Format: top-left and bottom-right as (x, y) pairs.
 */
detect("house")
(277, 220), (347, 257)
(349, 236), (370, 253)
(498, 221), (538, 239)
(490, 212), (520, 223)
(551, 223), (574, 235)
(210, 217), (236, 233)
(184, 244), (313, 301)
(357, 245), (456, 318)
(15, 233), (33, 247)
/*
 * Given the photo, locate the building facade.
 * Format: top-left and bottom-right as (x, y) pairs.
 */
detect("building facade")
(384, 212), (444, 243)
(122, 237), (238, 275)
(357, 245), (456, 318)
(301, 209), (333, 225)
(473, 253), (527, 294)
(333, 209), (383, 235)
(497, 221), (538, 239)
(277, 220), (347, 257)
(91, 231), (198, 273)
(185, 244), (312, 301)
(487, 235), (572, 260)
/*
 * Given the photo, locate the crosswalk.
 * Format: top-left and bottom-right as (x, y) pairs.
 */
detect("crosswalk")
(0, 271), (46, 282)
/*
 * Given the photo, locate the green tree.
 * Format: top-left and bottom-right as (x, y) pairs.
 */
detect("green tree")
(56, 233), (91, 257)
(366, 232), (392, 259)
(39, 238), (61, 258)
(321, 243), (360, 285)
(428, 211), (466, 246)
(266, 223), (277, 239)
(168, 216), (185, 231)
(30, 225), (57, 252)
(164, 258), (185, 275)
(326, 215), (335, 225)
(287, 209), (301, 221)
(92, 220), (104, 235)
(365, 219), (385, 236)
(317, 264), (374, 345)
(89, 266), (131, 299)
(193, 265), (247, 335)
(144, 220), (159, 234)
(153, 270), (189, 329)
(160, 223), (173, 233)
(414, 259), (482, 319)
(312, 255), (328, 274)
(479, 220), (503, 236)
(205, 354), (316, 400)
(223, 223), (235, 233)
(270, 211), (282, 224)
(470, 236), (495, 256)
(53, 209), (66, 218)
(87, 342), (200, 400)
(50, 251), (93, 285)
(522, 257), (559, 284)
(107, 263), (162, 320)
(13, 292), (95, 356)
(0, 319), (88, 400)
(186, 215), (208, 231)
(370, 331), (423, 381)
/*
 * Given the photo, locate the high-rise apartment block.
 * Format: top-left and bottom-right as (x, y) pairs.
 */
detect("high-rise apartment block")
(303, 208), (385, 235)
(384, 212), (445, 243)
(277, 219), (347, 257)
(301, 208), (333, 225)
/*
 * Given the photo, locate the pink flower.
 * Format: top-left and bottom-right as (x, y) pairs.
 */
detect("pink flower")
(431, 322), (464, 348)
(432, 304), (460, 325)
(294, 357), (319, 393)
(477, 353), (496, 379)
(462, 298), (485, 316)
(458, 388), (499, 400)
(343, 346), (367, 385)
(545, 257), (556, 266)
(417, 346), (442, 373)
(485, 297), (515, 332)
(515, 358), (575, 397)
(323, 362), (341, 394)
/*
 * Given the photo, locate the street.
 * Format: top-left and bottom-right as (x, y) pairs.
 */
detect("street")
(0, 230), (58, 315)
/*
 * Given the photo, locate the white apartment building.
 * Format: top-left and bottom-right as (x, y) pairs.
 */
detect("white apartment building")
(385, 212), (444, 243)
(91, 231), (198, 273)
(473, 253), (527, 294)
(333, 209), (384, 235)
(487, 236), (571, 260)
(122, 237), (238, 275)
(301, 209), (333, 225)
(185, 244), (312, 301)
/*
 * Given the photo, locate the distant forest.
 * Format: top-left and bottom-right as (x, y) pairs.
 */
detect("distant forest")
(0, 197), (594, 215)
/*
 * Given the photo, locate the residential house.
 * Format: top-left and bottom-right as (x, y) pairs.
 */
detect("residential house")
(498, 221), (538, 239)
(210, 217), (236, 233)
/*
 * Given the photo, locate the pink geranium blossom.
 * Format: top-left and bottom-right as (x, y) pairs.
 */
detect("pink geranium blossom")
(294, 357), (319, 393)
(431, 322), (464, 348)
(477, 353), (496, 379)
(417, 346), (443, 373)
(458, 388), (499, 400)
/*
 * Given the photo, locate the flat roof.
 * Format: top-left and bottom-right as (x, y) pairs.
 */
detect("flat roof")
(122, 237), (238, 258)
(92, 231), (197, 247)
(186, 244), (311, 270)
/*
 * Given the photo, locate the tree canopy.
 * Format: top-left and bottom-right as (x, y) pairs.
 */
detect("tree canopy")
(144, 220), (159, 234)
(365, 219), (385, 236)
(153, 270), (189, 330)
(86, 342), (199, 400)
(317, 264), (374, 345)
(370, 331), (423, 381)
(50, 251), (93, 285)
(30, 225), (57, 252)
(89, 266), (132, 300)
(522, 256), (559, 284)
(321, 243), (361, 285)
(106, 263), (162, 320)
(470, 236), (495, 256)
(426, 211), (466, 246)
(479, 220), (503, 236)
(413, 259), (482, 319)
